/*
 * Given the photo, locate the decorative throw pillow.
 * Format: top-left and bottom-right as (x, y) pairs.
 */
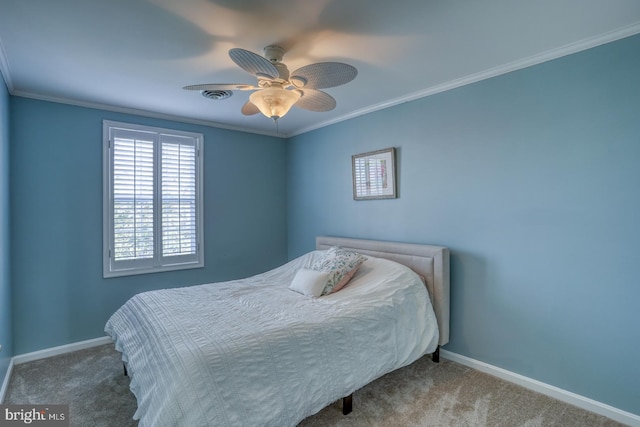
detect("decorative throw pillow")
(311, 247), (367, 295)
(329, 265), (359, 294)
(289, 268), (331, 297)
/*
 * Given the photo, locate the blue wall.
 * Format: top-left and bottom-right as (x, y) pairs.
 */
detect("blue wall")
(4, 32), (639, 417)
(287, 34), (640, 415)
(9, 98), (288, 354)
(0, 69), (12, 386)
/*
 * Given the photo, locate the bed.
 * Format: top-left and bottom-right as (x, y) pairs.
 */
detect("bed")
(105, 236), (450, 426)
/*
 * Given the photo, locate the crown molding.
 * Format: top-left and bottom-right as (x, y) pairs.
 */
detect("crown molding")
(4, 22), (640, 139)
(288, 22), (640, 137)
(11, 89), (282, 138)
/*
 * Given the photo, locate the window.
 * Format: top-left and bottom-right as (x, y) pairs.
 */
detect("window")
(103, 121), (204, 277)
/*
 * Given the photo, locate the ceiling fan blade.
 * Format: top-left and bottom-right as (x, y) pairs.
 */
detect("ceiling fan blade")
(182, 83), (257, 91)
(290, 62), (357, 89)
(294, 89), (336, 112)
(241, 101), (260, 116)
(229, 48), (279, 79)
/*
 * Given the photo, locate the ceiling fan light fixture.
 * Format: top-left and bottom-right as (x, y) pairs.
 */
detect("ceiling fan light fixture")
(249, 87), (301, 121)
(185, 46), (358, 122)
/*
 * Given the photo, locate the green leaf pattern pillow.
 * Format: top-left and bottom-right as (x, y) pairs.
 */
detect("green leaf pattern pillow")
(312, 247), (367, 295)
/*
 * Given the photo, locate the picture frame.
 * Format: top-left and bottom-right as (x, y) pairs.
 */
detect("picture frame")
(352, 147), (397, 200)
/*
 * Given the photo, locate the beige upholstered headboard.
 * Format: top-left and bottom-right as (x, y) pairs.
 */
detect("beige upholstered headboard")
(316, 236), (450, 346)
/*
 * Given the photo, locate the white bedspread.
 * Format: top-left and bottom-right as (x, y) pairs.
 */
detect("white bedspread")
(105, 251), (439, 426)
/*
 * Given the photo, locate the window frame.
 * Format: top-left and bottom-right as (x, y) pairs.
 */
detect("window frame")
(102, 120), (204, 278)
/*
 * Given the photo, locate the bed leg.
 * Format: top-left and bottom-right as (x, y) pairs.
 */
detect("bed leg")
(123, 363), (128, 376)
(342, 394), (353, 415)
(432, 345), (440, 363)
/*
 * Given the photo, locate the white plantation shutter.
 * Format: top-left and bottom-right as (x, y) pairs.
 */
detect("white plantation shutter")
(112, 132), (155, 264)
(160, 136), (197, 261)
(103, 121), (203, 277)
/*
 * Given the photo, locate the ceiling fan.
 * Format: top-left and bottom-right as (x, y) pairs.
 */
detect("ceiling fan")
(183, 45), (357, 121)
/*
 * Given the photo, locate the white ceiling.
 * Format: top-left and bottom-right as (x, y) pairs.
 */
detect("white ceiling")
(1, 0), (639, 137)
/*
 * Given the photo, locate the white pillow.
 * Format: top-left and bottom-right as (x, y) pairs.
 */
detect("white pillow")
(289, 268), (331, 297)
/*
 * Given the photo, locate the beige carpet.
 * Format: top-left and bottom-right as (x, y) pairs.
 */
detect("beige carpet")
(4, 344), (625, 426)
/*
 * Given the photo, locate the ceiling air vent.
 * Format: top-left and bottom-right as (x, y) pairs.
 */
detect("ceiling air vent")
(201, 90), (232, 100)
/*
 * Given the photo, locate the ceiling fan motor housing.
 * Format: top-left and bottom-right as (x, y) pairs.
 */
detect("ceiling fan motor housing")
(264, 45), (284, 63)
(263, 45), (290, 80)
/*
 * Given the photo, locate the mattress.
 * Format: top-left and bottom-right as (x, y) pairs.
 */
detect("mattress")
(105, 250), (439, 426)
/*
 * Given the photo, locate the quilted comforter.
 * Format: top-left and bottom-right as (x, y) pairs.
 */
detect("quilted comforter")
(105, 250), (439, 426)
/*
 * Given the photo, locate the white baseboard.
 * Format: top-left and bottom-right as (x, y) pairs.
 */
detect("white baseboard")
(0, 357), (14, 404)
(1, 337), (113, 403)
(12, 336), (113, 365)
(441, 349), (640, 427)
(3, 339), (638, 426)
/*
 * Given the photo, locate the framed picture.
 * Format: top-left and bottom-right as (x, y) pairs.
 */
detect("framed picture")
(352, 147), (397, 200)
